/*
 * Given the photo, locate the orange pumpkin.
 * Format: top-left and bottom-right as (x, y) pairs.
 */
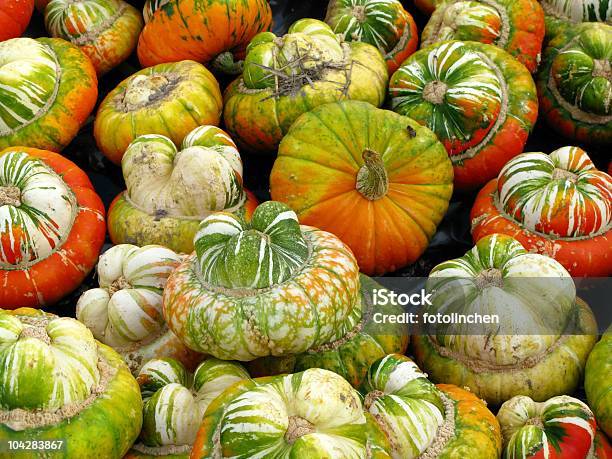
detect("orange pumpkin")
(0, 147), (105, 308)
(138, 0), (272, 73)
(270, 100), (453, 275)
(0, 0), (34, 41)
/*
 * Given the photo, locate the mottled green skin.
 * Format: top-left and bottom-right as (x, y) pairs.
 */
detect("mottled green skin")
(0, 343), (142, 459)
(247, 275), (409, 388)
(585, 325), (612, 438)
(0, 38), (97, 152)
(413, 298), (598, 406)
(108, 191), (255, 254)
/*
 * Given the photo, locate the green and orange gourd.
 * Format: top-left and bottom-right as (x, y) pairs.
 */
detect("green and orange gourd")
(76, 244), (203, 375)
(138, 0), (272, 73)
(223, 19), (388, 153)
(0, 147), (105, 309)
(44, 0), (143, 75)
(0, 37), (97, 152)
(0, 308), (142, 458)
(471, 146), (612, 276)
(107, 125), (257, 254)
(421, 0), (545, 73)
(412, 233), (598, 406)
(270, 100), (454, 276)
(537, 22), (611, 145)
(325, 0), (419, 73)
(93, 61), (222, 165)
(389, 39), (538, 190)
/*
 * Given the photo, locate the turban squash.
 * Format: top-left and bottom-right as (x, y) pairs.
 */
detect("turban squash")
(76, 244), (203, 375)
(0, 147), (105, 308)
(412, 233), (598, 406)
(107, 125), (257, 254)
(389, 40), (538, 190)
(471, 146), (612, 276)
(0, 308), (142, 458)
(44, 0), (143, 75)
(540, 0), (612, 39)
(0, 37), (97, 152)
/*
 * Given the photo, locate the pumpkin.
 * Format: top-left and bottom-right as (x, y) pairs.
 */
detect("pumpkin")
(537, 23), (612, 145)
(325, 0), (418, 73)
(138, 0), (271, 73)
(470, 146), (612, 277)
(0, 37), (97, 152)
(247, 275), (409, 388)
(0, 147), (105, 309)
(76, 244), (203, 375)
(126, 358), (249, 458)
(412, 233), (598, 406)
(389, 40), (538, 190)
(163, 200), (363, 361)
(93, 60), (222, 165)
(0, 0), (34, 41)
(107, 126), (257, 254)
(540, 0), (612, 40)
(421, 0), (545, 73)
(498, 395), (597, 458)
(223, 18), (388, 153)
(0, 308), (142, 458)
(191, 368), (392, 458)
(44, 0), (143, 75)
(361, 354), (502, 458)
(586, 325), (612, 438)
(270, 100), (453, 275)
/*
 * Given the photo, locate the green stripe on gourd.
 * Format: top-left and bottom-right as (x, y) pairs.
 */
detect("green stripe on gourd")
(325, 0), (409, 53)
(134, 357), (249, 453)
(0, 39), (59, 137)
(0, 150), (77, 268)
(122, 128), (245, 219)
(243, 19), (344, 90)
(541, 0), (611, 24)
(362, 354), (446, 458)
(76, 244), (182, 348)
(389, 41), (505, 158)
(426, 233), (576, 365)
(0, 313), (99, 410)
(45, 0), (126, 44)
(195, 368), (389, 458)
(195, 201), (308, 289)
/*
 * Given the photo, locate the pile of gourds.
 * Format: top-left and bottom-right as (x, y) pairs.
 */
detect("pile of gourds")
(0, 0), (610, 457)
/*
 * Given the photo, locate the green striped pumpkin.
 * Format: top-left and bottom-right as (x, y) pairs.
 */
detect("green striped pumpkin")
(0, 37), (97, 152)
(361, 354), (502, 458)
(585, 325), (612, 438)
(247, 275), (409, 388)
(537, 22), (612, 145)
(541, 0), (612, 39)
(128, 358), (249, 458)
(76, 244), (202, 374)
(44, 0), (143, 75)
(498, 395), (597, 458)
(163, 201), (362, 361)
(191, 368), (392, 458)
(412, 233), (598, 405)
(0, 308), (142, 458)
(108, 125), (253, 254)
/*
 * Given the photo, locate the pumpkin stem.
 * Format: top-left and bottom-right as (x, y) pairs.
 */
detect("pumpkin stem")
(0, 186), (21, 207)
(423, 80), (448, 104)
(285, 416), (315, 444)
(475, 268), (503, 289)
(352, 5), (367, 22)
(19, 325), (51, 345)
(551, 167), (578, 182)
(108, 276), (132, 296)
(211, 51), (244, 76)
(363, 390), (385, 410)
(122, 74), (172, 111)
(356, 149), (389, 200)
(592, 59), (611, 80)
